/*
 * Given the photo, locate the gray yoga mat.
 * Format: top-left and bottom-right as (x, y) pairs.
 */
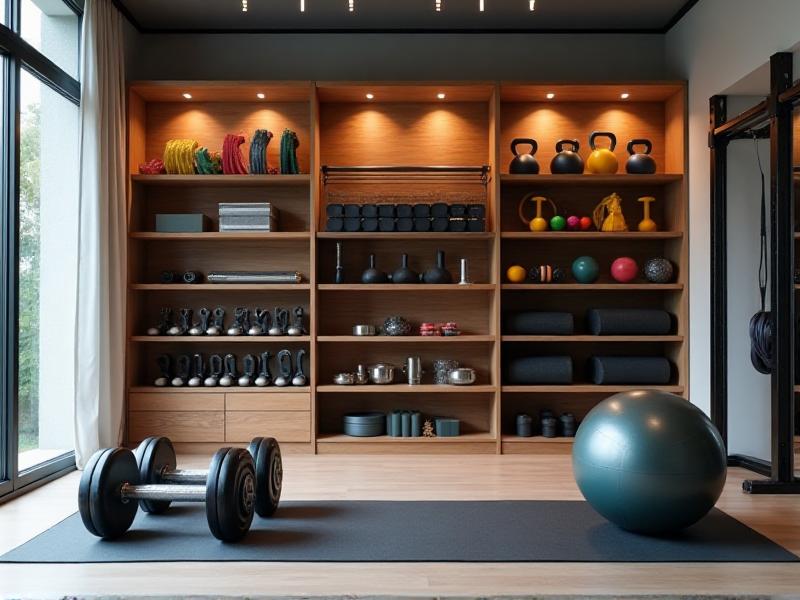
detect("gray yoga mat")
(1, 500), (796, 563)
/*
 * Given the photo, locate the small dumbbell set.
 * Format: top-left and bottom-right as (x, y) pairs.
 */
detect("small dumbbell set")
(325, 202), (486, 233)
(515, 411), (577, 438)
(155, 350), (308, 387)
(147, 306), (306, 337)
(79, 436), (282, 542)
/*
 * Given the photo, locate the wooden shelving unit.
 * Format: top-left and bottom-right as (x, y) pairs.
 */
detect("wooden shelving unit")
(124, 80), (687, 455)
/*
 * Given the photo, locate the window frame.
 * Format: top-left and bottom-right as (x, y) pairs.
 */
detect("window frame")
(0, 0), (82, 503)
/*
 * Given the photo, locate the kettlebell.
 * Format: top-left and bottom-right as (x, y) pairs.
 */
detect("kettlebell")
(586, 131), (619, 174)
(361, 254), (390, 284)
(550, 139), (584, 174)
(625, 138), (657, 174)
(509, 138), (540, 174)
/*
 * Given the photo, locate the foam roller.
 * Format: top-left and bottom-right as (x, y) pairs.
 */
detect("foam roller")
(504, 312), (574, 335)
(590, 356), (671, 385)
(506, 356), (573, 384)
(587, 308), (672, 335)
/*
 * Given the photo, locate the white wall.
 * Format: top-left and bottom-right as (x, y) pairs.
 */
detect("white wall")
(666, 0), (800, 458)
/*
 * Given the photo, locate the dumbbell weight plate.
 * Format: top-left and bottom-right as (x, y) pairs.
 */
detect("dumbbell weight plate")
(134, 436), (177, 514)
(248, 436), (282, 517)
(206, 447), (256, 542)
(78, 447), (139, 539)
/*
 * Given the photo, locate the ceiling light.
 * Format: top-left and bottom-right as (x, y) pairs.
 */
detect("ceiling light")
(437, 92), (446, 99)
(256, 93), (265, 99)
(365, 93), (374, 100)
(529, 0), (535, 10)
(182, 93), (192, 99)
(300, 0), (305, 11)
(620, 92), (630, 99)
(479, 0), (484, 11)
(348, 0), (354, 12)
(546, 92), (555, 99)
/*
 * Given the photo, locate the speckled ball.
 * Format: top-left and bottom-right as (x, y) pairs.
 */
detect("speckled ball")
(643, 258), (674, 284)
(382, 315), (412, 336)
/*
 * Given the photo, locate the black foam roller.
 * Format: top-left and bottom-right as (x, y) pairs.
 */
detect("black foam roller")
(504, 311), (574, 335)
(344, 204), (361, 218)
(361, 204), (378, 218)
(590, 356), (671, 385)
(326, 217), (344, 232)
(467, 218), (486, 232)
(587, 308), (672, 335)
(327, 204), (344, 218)
(506, 356), (573, 385)
(414, 218), (432, 232)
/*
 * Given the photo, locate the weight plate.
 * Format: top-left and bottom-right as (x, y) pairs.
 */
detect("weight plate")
(249, 437), (282, 517)
(206, 447), (255, 542)
(80, 447), (139, 539)
(134, 436), (176, 514)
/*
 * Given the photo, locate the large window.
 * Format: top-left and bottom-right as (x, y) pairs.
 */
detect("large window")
(1, 0), (80, 500)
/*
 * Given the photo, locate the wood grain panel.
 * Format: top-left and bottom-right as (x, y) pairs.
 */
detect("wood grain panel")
(500, 83), (685, 103)
(130, 81), (311, 103)
(129, 392), (223, 412)
(128, 411), (224, 443)
(225, 411), (311, 442)
(226, 393), (311, 411)
(317, 83), (494, 103)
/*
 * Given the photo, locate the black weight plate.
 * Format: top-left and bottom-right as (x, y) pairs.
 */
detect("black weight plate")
(81, 447), (139, 539)
(135, 436), (176, 514)
(206, 448), (255, 542)
(249, 437), (282, 517)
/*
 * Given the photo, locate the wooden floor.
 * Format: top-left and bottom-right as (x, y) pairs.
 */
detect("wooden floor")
(1, 453), (800, 597)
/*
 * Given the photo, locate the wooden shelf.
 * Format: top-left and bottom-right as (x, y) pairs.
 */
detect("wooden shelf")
(501, 435), (574, 444)
(317, 335), (495, 343)
(500, 174), (683, 186)
(317, 384), (496, 393)
(502, 385), (685, 393)
(502, 283), (683, 291)
(131, 335), (311, 343)
(316, 232), (494, 240)
(501, 335), (683, 343)
(129, 283), (311, 291)
(130, 231), (310, 241)
(318, 284), (496, 291)
(129, 386), (311, 394)
(500, 231), (682, 240)
(130, 174), (311, 187)
(317, 433), (496, 443)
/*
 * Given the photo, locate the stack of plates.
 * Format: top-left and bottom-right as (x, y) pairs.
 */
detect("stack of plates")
(343, 412), (386, 437)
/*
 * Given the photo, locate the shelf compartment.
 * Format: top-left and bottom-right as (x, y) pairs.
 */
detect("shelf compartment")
(500, 231), (681, 240)
(130, 232), (310, 241)
(317, 335), (496, 343)
(316, 433), (497, 454)
(317, 384), (496, 393)
(501, 335), (683, 343)
(501, 436), (574, 455)
(130, 174), (311, 187)
(317, 232), (495, 240)
(502, 283), (683, 291)
(130, 284), (311, 291)
(318, 433), (495, 443)
(131, 336), (311, 343)
(500, 174), (683, 186)
(502, 385), (684, 393)
(319, 284), (495, 291)
(130, 386), (311, 394)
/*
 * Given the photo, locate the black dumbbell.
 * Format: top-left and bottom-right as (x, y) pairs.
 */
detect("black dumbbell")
(78, 446), (255, 542)
(134, 435), (281, 518)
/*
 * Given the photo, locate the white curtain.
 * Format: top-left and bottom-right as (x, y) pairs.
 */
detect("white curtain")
(74, 0), (127, 468)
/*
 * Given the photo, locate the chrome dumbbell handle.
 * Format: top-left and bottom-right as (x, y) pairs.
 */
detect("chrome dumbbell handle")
(120, 483), (207, 503)
(160, 469), (208, 484)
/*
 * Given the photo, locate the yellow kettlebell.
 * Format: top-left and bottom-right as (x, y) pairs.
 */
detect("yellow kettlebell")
(586, 131), (619, 174)
(518, 194), (557, 232)
(638, 196), (657, 232)
(506, 265), (527, 283)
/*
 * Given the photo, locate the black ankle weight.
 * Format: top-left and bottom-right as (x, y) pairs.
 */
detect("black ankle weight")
(590, 356), (671, 385)
(506, 356), (573, 384)
(504, 312), (574, 335)
(587, 308), (672, 335)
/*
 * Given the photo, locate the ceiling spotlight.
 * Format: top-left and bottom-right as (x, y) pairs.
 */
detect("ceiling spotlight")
(257, 92), (265, 99)
(437, 92), (446, 99)
(529, 0), (535, 10)
(620, 92), (630, 99)
(546, 92), (555, 99)
(365, 93), (374, 100)
(435, 0), (442, 12)
(300, 0), (305, 11)
(348, 0), (354, 12)
(479, 0), (484, 11)
(182, 93), (192, 99)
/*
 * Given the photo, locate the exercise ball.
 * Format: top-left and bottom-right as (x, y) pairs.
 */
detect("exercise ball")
(572, 390), (726, 535)
(610, 257), (638, 283)
(571, 256), (599, 283)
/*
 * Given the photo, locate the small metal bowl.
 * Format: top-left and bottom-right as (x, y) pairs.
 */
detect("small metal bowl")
(448, 367), (476, 386)
(333, 372), (356, 385)
(352, 324), (377, 336)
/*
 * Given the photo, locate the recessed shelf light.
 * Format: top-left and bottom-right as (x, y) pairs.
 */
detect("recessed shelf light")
(256, 92), (266, 99)
(620, 92), (630, 99)
(435, 0), (442, 12)
(241, 0), (247, 11)
(546, 92), (555, 99)
(365, 93), (374, 100)
(300, 0), (305, 11)
(348, 0), (354, 12)
(182, 93), (192, 99)
(437, 92), (446, 99)
(529, 0), (535, 10)
(479, 0), (484, 11)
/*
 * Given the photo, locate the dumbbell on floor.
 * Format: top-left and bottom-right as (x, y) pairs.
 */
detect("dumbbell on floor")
(134, 435), (282, 518)
(79, 446), (255, 542)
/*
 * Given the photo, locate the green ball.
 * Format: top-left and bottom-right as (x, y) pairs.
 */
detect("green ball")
(571, 255), (599, 283)
(550, 215), (566, 231)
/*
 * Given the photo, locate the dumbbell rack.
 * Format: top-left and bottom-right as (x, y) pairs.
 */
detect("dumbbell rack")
(125, 81), (688, 455)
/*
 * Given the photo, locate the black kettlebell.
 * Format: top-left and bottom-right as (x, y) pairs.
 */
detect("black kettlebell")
(625, 138), (657, 174)
(550, 139), (584, 174)
(509, 138), (539, 174)
(361, 254), (389, 284)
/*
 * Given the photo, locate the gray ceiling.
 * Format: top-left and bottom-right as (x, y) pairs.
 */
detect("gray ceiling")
(116, 0), (696, 33)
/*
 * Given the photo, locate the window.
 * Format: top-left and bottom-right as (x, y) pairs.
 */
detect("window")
(20, 0), (80, 78)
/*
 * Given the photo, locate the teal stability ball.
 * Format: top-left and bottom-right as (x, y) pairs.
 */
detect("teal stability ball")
(571, 256), (599, 283)
(572, 390), (727, 535)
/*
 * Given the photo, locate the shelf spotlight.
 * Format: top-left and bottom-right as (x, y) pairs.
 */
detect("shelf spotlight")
(365, 93), (374, 100)
(479, 0), (484, 11)
(257, 92), (266, 99)
(182, 92), (192, 100)
(546, 92), (555, 99)
(529, 0), (535, 10)
(435, 0), (442, 12)
(620, 92), (630, 99)
(437, 92), (446, 99)
(348, 0), (354, 12)
(241, 0), (247, 12)
(300, 0), (305, 11)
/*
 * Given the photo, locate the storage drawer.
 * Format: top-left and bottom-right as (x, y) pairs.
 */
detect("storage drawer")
(225, 393), (310, 412)
(129, 411), (225, 443)
(129, 392), (224, 412)
(225, 411), (311, 443)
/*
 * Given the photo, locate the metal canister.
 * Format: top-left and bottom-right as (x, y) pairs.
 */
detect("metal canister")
(516, 414), (534, 437)
(405, 356), (423, 385)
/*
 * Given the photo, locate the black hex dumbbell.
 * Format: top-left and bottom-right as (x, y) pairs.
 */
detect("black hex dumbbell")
(78, 446), (256, 542)
(134, 435), (282, 518)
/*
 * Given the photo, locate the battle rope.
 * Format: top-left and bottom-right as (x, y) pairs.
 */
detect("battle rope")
(279, 129), (300, 174)
(163, 139), (198, 174)
(249, 129), (274, 174)
(222, 133), (248, 175)
(195, 147), (222, 175)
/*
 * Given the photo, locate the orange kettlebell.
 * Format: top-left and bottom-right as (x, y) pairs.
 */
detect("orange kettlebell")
(586, 131), (619, 174)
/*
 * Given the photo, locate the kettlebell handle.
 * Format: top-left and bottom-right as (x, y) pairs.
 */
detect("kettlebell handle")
(626, 138), (652, 156)
(555, 139), (580, 153)
(511, 138), (538, 157)
(589, 131), (617, 151)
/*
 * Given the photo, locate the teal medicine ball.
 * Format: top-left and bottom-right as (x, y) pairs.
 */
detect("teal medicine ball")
(571, 256), (599, 283)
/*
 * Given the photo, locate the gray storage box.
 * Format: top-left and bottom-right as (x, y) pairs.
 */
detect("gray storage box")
(155, 213), (210, 233)
(219, 202), (279, 232)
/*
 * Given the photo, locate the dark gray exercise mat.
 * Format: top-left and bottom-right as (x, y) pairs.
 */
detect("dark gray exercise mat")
(1, 501), (796, 563)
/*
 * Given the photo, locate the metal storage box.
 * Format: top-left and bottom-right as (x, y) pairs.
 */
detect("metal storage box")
(218, 202), (279, 231)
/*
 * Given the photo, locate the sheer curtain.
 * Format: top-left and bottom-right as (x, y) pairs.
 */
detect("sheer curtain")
(74, 0), (127, 467)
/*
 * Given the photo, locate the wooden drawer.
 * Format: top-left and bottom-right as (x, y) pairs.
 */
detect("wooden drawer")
(129, 392), (223, 412)
(225, 411), (311, 443)
(129, 411), (225, 443)
(225, 393), (310, 412)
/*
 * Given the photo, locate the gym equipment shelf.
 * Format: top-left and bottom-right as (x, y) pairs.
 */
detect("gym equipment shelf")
(125, 80), (687, 455)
